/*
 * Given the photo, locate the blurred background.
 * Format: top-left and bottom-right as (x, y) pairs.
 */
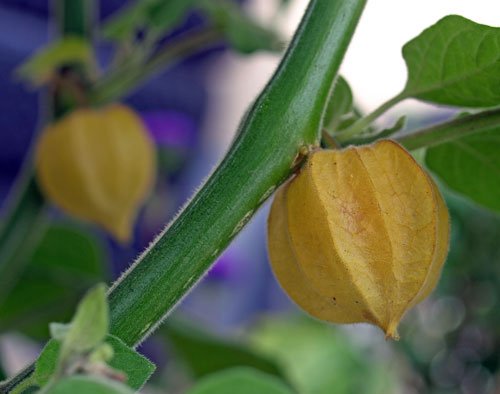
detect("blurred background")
(0, 0), (499, 393)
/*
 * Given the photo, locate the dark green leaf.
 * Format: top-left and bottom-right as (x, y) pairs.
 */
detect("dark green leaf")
(324, 76), (353, 130)
(33, 336), (154, 390)
(402, 15), (500, 107)
(186, 367), (293, 394)
(161, 320), (283, 379)
(106, 335), (155, 390)
(46, 375), (134, 394)
(200, 0), (281, 54)
(0, 224), (107, 339)
(17, 37), (93, 85)
(426, 128), (500, 214)
(60, 283), (108, 360)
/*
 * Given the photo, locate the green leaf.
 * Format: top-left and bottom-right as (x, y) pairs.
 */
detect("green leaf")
(200, 0), (281, 54)
(161, 320), (283, 379)
(17, 37), (93, 85)
(402, 15), (500, 108)
(33, 336), (154, 390)
(0, 224), (107, 339)
(60, 283), (108, 360)
(186, 367), (293, 394)
(105, 335), (155, 390)
(46, 375), (134, 394)
(249, 317), (395, 394)
(324, 76), (353, 130)
(426, 128), (500, 214)
(33, 340), (61, 388)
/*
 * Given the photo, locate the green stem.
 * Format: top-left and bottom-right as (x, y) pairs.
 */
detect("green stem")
(396, 108), (500, 150)
(0, 365), (34, 394)
(322, 129), (340, 148)
(107, 0), (367, 347)
(55, 0), (93, 37)
(339, 108), (500, 150)
(90, 27), (223, 105)
(337, 92), (406, 139)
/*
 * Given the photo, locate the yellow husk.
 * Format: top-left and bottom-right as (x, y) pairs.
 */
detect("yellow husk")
(268, 140), (449, 338)
(35, 104), (156, 242)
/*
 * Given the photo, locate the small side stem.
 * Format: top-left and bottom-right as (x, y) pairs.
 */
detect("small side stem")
(337, 92), (406, 139)
(90, 27), (223, 105)
(340, 108), (500, 150)
(321, 129), (339, 148)
(396, 108), (500, 150)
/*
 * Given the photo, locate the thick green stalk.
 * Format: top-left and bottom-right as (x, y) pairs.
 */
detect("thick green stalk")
(108, 0), (367, 346)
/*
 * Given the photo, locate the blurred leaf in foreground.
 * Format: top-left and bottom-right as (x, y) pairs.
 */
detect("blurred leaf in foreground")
(0, 224), (107, 339)
(249, 317), (397, 394)
(45, 375), (134, 394)
(161, 319), (284, 379)
(186, 367), (293, 394)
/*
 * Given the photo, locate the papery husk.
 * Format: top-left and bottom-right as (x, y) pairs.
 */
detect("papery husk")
(268, 140), (449, 338)
(36, 104), (156, 242)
